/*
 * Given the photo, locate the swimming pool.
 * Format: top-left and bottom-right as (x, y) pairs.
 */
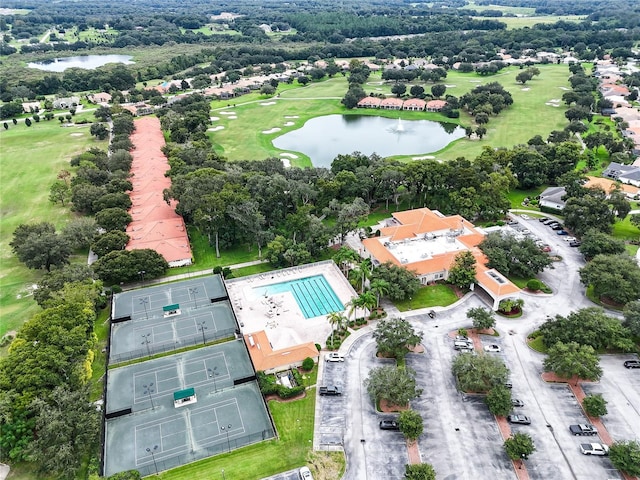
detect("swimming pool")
(256, 275), (344, 319)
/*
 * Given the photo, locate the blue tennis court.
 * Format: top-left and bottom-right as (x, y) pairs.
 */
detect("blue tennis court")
(257, 275), (343, 318)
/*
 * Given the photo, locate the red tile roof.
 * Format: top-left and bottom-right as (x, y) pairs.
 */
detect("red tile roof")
(125, 117), (192, 265)
(244, 331), (319, 372)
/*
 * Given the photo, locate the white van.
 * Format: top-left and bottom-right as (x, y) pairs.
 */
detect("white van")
(454, 340), (473, 350)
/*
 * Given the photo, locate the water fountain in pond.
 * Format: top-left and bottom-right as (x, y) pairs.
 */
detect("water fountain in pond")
(396, 117), (404, 132)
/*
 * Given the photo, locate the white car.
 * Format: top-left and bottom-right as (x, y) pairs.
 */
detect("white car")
(484, 344), (502, 353)
(325, 353), (345, 362)
(564, 236), (576, 243)
(580, 443), (609, 456)
(299, 466), (314, 480)
(521, 214), (530, 220)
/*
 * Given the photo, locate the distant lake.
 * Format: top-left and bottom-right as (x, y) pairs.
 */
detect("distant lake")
(272, 114), (465, 168)
(28, 54), (134, 72)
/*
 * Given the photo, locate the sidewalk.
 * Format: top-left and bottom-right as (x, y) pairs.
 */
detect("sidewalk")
(121, 259), (268, 291)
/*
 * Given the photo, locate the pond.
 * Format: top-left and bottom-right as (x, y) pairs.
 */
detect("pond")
(27, 54), (134, 72)
(272, 114), (466, 168)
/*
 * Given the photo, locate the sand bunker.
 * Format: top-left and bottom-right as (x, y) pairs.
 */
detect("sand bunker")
(70, 132), (84, 136)
(521, 87), (530, 91)
(283, 121), (295, 127)
(260, 102), (276, 106)
(445, 84), (457, 88)
(262, 127), (282, 134)
(210, 116), (220, 121)
(219, 111), (235, 115)
(228, 116), (237, 119)
(284, 115), (299, 119)
(280, 153), (299, 159)
(559, 87), (570, 90)
(281, 158), (291, 168)
(207, 126), (225, 132)
(469, 80), (481, 83)
(412, 155), (435, 160)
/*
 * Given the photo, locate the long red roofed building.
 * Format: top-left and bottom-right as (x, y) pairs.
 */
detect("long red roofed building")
(125, 116), (193, 267)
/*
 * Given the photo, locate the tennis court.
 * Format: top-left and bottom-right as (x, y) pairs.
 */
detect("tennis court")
(104, 344), (274, 477)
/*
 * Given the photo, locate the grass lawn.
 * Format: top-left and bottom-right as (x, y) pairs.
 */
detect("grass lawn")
(207, 64), (571, 166)
(506, 187), (545, 210)
(612, 215), (640, 242)
(0, 120), (107, 338)
(482, 15), (586, 29)
(394, 284), (459, 312)
(157, 391), (344, 480)
(527, 335), (547, 353)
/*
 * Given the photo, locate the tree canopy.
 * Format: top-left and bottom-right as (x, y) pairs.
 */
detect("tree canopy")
(543, 342), (602, 382)
(479, 231), (552, 278)
(452, 352), (509, 393)
(579, 254), (640, 306)
(372, 317), (423, 360)
(364, 365), (423, 407)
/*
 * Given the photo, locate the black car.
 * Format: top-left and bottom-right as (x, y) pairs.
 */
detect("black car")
(507, 414), (531, 425)
(552, 225), (564, 231)
(569, 241), (581, 247)
(319, 386), (341, 396)
(545, 220), (559, 226)
(379, 420), (400, 430)
(624, 360), (640, 369)
(512, 399), (525, 407)
(538, 217), (549, 222)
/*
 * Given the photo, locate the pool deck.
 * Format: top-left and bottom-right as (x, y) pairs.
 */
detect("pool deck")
(225, 261), (357, 350)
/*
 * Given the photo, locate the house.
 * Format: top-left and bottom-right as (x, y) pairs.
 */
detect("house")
(53, 96), (80, 109)
(379, 97), (404, 110)
(87, 92), (112, 104)
(21, 101), (40, 113)
(361, 208), (520, 310)
(402, 98), (426, 111)
(357, 96), (382, 109)
(602, 162), (640, 188)
(425, 100), (447, 112)
(539, 186), (567, 211)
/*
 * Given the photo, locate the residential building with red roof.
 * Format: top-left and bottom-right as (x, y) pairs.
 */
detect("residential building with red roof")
(426, 100), (447, 112)
(403, 98), (426, 111)
(379, 97), (404, 110)
(361, 208), (520, 309)
(357, 96), (382, 108)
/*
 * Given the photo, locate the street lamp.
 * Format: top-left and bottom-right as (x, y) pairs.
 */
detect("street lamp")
(140, 297), (149, 320)
(220, 423), (232, 452)
(208, 366), (218, 393)
(198, 320), (208, 345)
(138, 270), (146, 283)
(146, 445), (159, 475)
(143, 382), (155, 410)
(189, 287), (199, 309)
(141, 333), (152, 357)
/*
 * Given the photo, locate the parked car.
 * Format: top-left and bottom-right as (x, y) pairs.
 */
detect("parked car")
(504, 382), (513, 389)
(623, 360), (640, 369)
(454, 340), (474, 350)
(543, 219), (557, 225)
(580, 443), (609, 456)
(379, 420), (400, 431)
(325, 353), (345, 362)
(457, 347), (474, 354)
(484, 344), (501, 353)
(564, 236), (576, 242)
(299, 466), (314, 480)
(556, 230), (569, 235)
(455, 335), (469, 342)
(546, 220), (559, 226)
(541, 245), (552, 252)
(539, 217), (549, 222)
(521, 214), (530, 220)
(569, 241), (581, 247)
(511, 399), (525, 407)
(569, 424), (597, 436)
(507, 414), (531, 425)
(552, 225), (565, 231)
(319, 386), (342, 396)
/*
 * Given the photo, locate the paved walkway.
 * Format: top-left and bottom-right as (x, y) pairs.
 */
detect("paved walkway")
(121, 259), (269, 291)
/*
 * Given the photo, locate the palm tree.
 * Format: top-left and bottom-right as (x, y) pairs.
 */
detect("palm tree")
(333, 246), (360, 278)
(327, 311), (347, 344)
(358, 291), (377, 319)
(369, 279), (390, 309)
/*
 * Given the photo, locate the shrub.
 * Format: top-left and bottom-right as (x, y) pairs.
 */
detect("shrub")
(527, 279), (542, 291)
(110, 284), (122, 294)
(458, 328), (468, 337)
(301, 357), (314, 371)
(256, 371), (279, 395)
(278, 385), (305, 398)
(583, 394), (608, 417)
